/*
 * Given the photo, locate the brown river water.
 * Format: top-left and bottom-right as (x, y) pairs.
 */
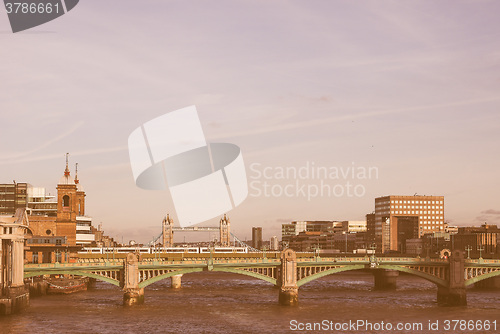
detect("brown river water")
(1, 272), (500, 334)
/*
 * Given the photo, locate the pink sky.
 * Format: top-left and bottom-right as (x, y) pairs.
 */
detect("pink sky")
(1, 1), (500, 243)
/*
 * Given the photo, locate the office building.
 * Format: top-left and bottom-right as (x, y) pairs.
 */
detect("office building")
(375, 195), (445, 252)
(270, 236), (279, 251)
(452, 224), (500, 258)
(0, 182), (30, 215)
(366, 213), (375, 246)
(252, 227), (262, 250)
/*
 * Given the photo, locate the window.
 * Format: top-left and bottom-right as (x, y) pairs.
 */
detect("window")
(63, 195), (70, 207)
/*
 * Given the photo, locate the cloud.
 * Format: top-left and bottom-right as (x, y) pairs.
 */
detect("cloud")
(481, 209), (500, 215)
(209, 95), (500, 140)
(0, 121), (84, 161)
(0, 145), (127, 166)
(474, 209), (500, 224)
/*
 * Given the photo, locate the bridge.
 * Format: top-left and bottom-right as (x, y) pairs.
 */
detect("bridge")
(21, 249), (500, 307)
(153, 214), (260, 251)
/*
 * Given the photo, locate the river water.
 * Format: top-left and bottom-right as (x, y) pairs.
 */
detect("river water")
(1, 272), (500, 334)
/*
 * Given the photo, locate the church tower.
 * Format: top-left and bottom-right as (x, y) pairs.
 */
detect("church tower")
(56, 154), (77, 246)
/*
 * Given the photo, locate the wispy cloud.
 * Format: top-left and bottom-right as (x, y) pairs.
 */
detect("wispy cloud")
(474, 209), (500, 223)
(0, 121), (84, 161)
(481, 209), (500, 215)
(209, 96), (500, 140)
(0, 145), (127, 165)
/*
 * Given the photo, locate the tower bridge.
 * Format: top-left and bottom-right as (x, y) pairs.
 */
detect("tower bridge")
(155, 214), (231, 247)
(154, 213), (259, 251)
(20, 249), (500, 307)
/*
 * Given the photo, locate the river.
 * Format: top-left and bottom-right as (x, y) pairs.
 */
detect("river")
(1, 272), (500, 334)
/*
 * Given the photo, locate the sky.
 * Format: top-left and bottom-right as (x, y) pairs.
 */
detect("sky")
(1, 0), (500, 244)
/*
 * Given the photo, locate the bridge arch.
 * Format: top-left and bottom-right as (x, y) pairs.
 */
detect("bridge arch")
(297, 265), (365, 287)
(297, 265), (448, 288)
(24, 270), (121, 287)
(376, 265), (447, 287)
(464, 269), (500, 287)
(212, 268), (277, 285)
(138, 267), (277, 288)
(138, 268), (203, 288)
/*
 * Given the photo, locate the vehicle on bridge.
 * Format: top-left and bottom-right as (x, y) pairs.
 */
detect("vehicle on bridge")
(79, 246), (250, 254)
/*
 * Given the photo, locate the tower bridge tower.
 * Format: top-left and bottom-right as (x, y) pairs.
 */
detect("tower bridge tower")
(219, 214), (230, 247)
(162, 214), (174, 247)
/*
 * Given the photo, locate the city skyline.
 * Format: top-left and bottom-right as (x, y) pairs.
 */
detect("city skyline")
(2, 1), (500, 243)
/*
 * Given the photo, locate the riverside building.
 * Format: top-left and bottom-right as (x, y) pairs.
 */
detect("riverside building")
(374, 195), (445, 253)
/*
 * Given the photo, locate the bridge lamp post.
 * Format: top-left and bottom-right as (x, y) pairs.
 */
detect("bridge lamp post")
(477, 244), (484, 260)
(424, 243), (430, 258)
(369, 243), (377, 263)
(465, 245), (472, 259)
(314, 244), (320, 261)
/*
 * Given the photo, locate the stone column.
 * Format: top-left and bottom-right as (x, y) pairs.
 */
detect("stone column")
(373, 269), (399, 290)
(122, 253), (144, 306)
(437, 250), (466, 306)
(171, 274), (182, 289)
(5, 239), (30, 314)
(11, 240), (24, 287)
(37, 252), (43, 264)
(279, 249), (298, 306)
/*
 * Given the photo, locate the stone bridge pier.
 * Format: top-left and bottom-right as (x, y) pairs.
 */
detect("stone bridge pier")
(438, 250), (466, 306)
(278, 249), (298, 306)
(171, 274), (182, 289)
(121, 253), (144, 306)
(373, 269), (399, 290)
(1, 224), (30, 315)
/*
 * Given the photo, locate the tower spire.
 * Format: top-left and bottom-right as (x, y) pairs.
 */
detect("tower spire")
(75, 162), (79, 184)
(64, 153), (70, 176)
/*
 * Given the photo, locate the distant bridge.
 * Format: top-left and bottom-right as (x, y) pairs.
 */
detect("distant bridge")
(23, 249), (500, 306)
(150, 214), (260, 251)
